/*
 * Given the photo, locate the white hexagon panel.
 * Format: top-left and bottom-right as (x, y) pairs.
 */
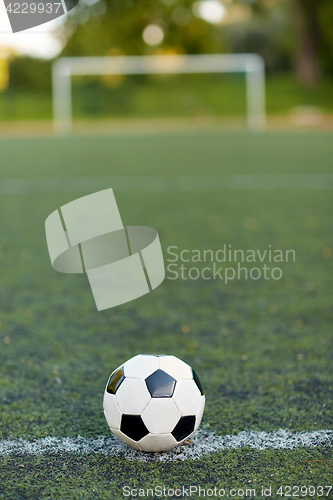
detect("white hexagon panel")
(195, 395), (206, 431)
(138, 433), (177, 452)
(172, 379), (202, 415)
(158, 355), (193, 380)
(115, 378), (151, 415)
(103, 393), (121, 430)
(123, 354), (159, 379)
(103, 354), (205, 452)
(141, 398), (181, 434)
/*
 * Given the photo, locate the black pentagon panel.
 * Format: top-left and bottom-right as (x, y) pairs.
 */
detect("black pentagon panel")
(121, 414), (149, 441)
(172, 416), (195, 442)
(192, 369), (204, 395)
(106, 367), (124, 394)
(145, 369), (176, 398)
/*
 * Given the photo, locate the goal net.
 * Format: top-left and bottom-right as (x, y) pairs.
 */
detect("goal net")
(52, 53), (266, 135)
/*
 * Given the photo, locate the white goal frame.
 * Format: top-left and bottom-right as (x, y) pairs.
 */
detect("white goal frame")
(52, 53), (266, 135)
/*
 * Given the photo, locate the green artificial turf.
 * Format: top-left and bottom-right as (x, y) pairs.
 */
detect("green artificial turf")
(0, 131), (332, 499)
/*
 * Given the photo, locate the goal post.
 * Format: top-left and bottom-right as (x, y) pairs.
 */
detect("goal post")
(52, 53), (266, 135)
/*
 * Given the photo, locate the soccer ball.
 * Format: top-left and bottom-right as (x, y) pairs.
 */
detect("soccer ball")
(103, 354), (205, 452)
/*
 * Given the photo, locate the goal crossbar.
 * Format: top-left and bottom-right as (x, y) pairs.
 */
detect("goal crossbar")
(52, 54), (266, 134)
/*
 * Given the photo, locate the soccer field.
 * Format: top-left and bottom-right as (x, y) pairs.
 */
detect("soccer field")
(0, 131), (332, 499)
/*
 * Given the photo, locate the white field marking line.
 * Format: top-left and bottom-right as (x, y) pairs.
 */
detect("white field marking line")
(0, 429), (331, 462)
(0, 175), (333, 195)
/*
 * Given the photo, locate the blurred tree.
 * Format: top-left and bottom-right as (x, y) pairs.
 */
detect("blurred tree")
(227, 0), (333, 83)
(59, 0), (333, 85)
(250, 0), (333, 84)
(317, 0), (333, 76)
(61, 0), (225, 57)
(281, 0), (333, 84)
(8, 57), (52, 91)
(222, 0), (293, 73)
(290, 0), (322, 85)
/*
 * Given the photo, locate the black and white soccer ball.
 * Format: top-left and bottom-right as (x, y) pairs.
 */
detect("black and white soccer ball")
(103, 354), (205, 452)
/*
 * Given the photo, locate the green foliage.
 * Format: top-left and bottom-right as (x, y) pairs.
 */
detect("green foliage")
(223, 1), (294, 72)
(2, 72), (333, 121)
(61, 0), (224, 57)
(8, 57), (52, 92)
(318, 0), (333, 73)
(60, 0), (297, 71)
